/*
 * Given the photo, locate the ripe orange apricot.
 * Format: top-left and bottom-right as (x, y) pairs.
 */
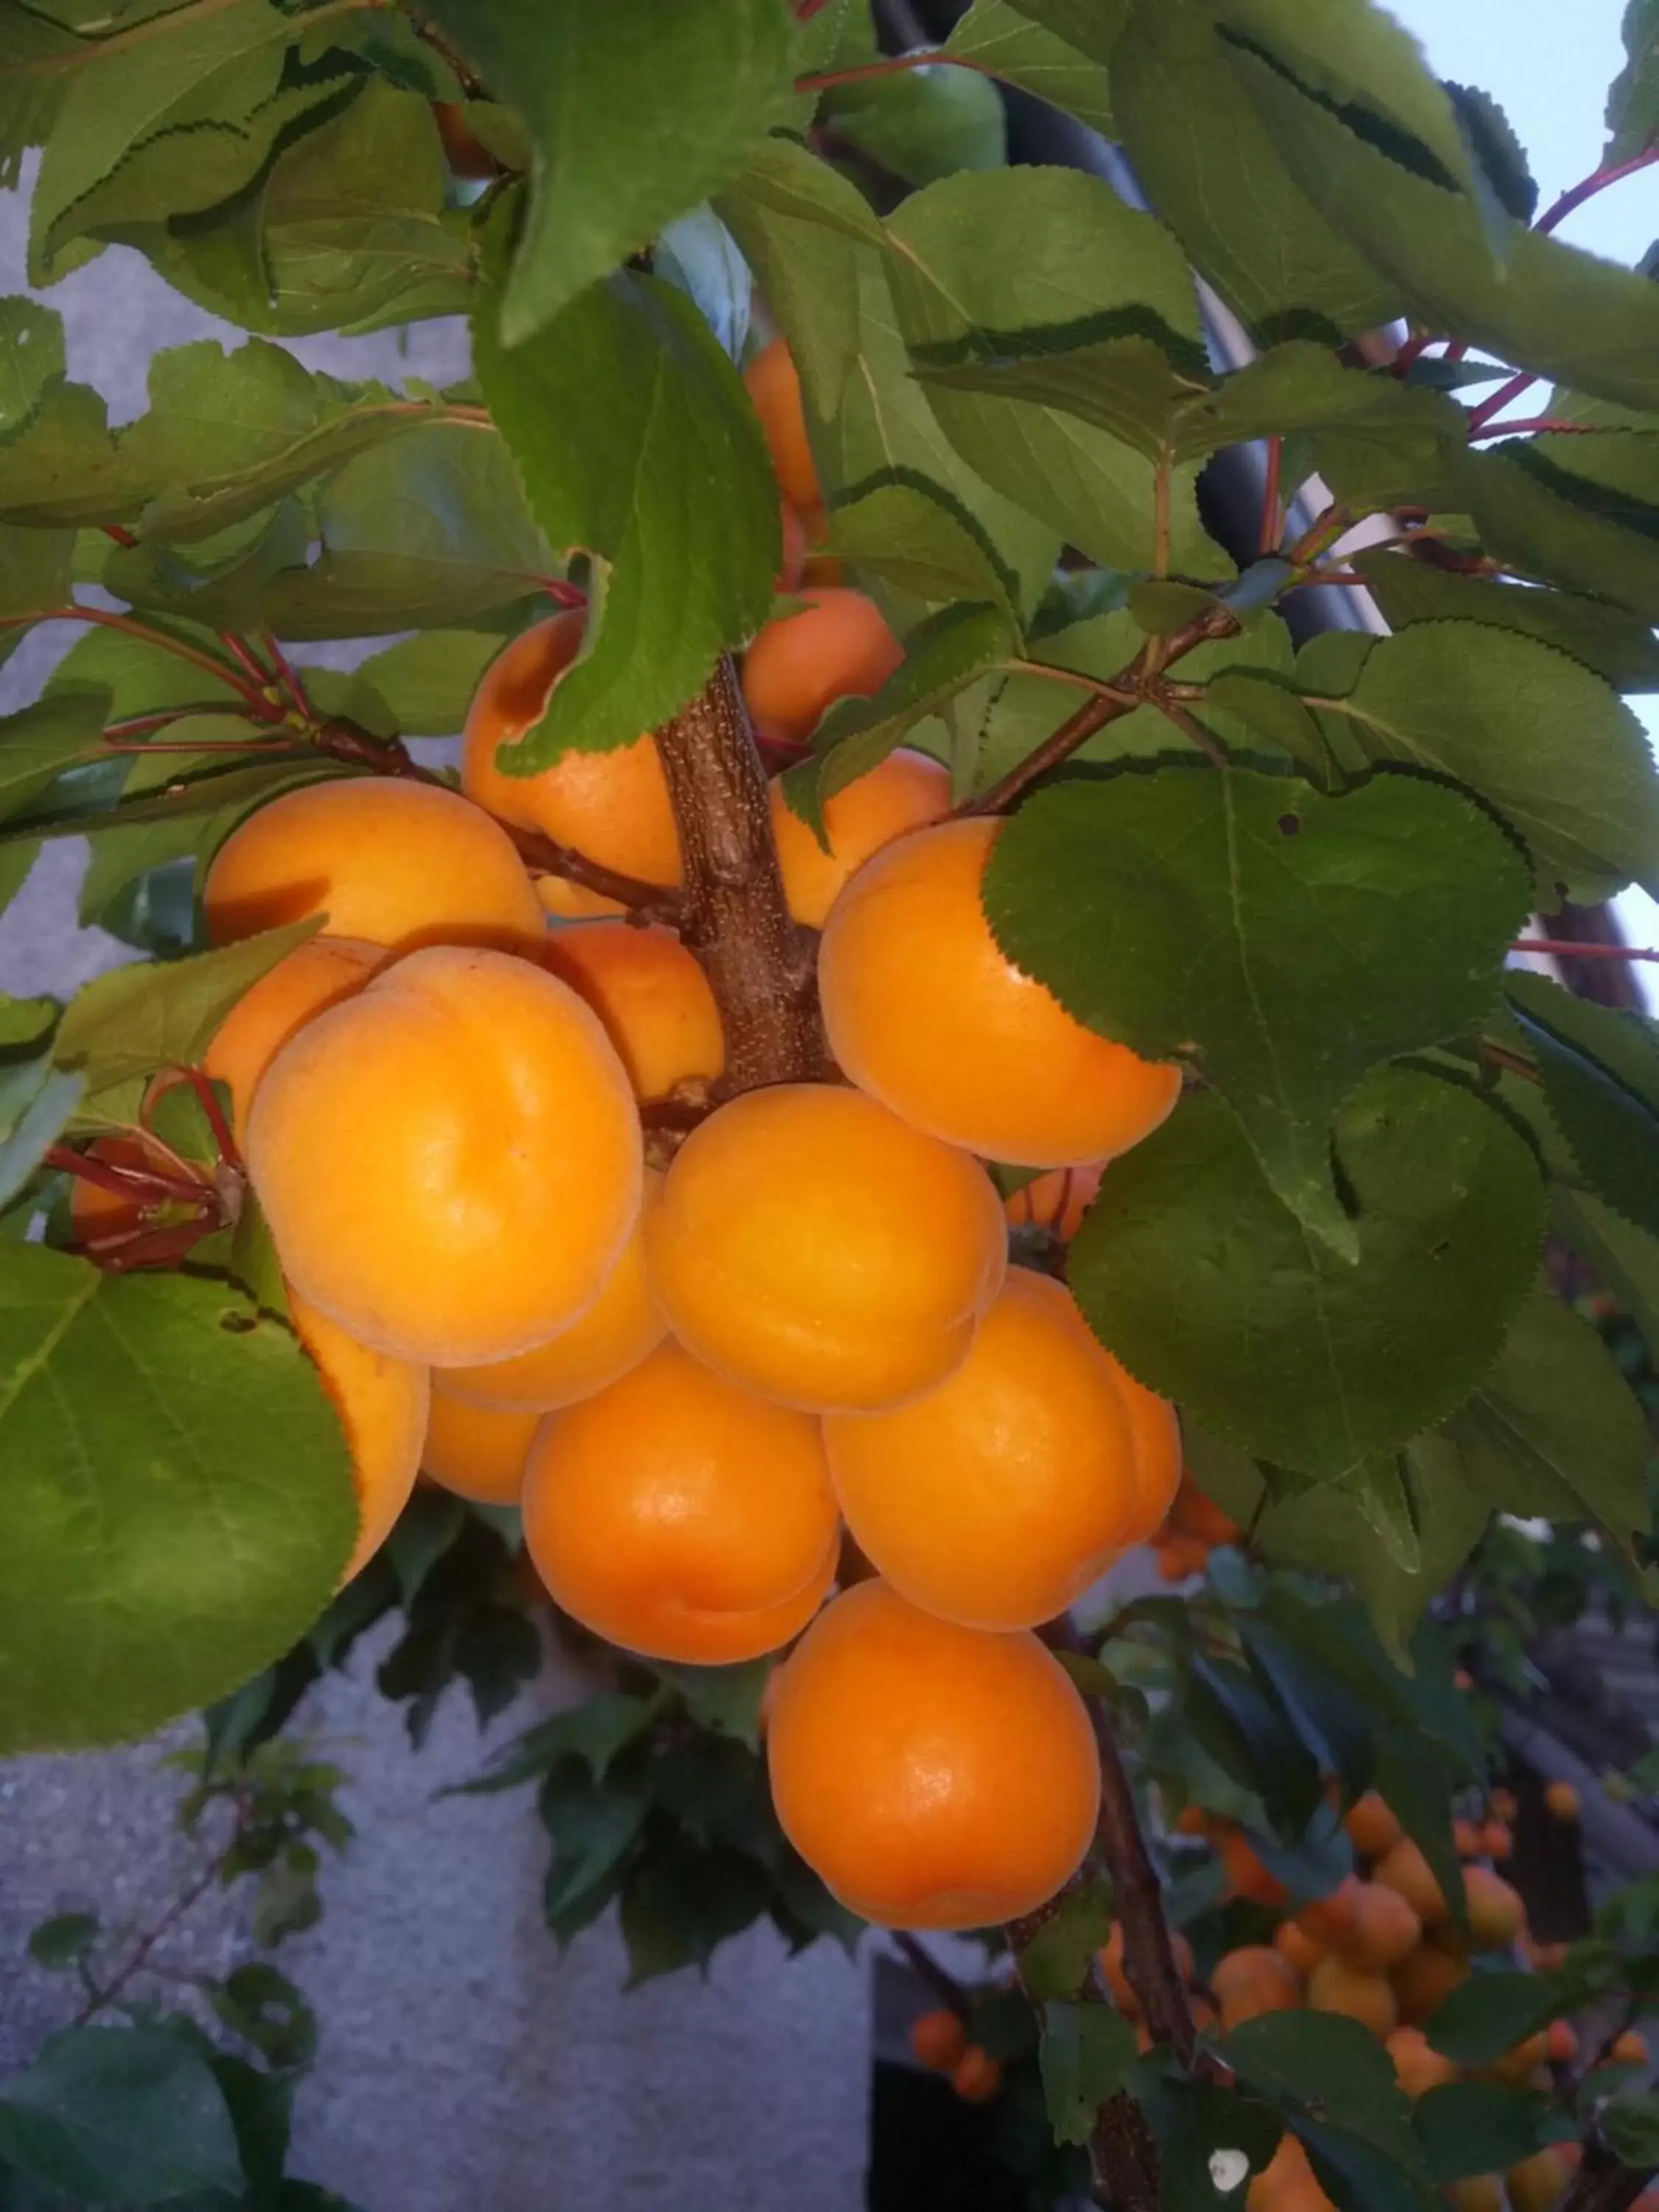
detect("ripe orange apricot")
(204, 779), (543, 955)
(744, 337), (820, 511)
(1546, 2020), (1579, 2065)
(1343, 1792), (1402, 1860)
(1482, 1819), (1514, 1860)
(1153, 1531), (1209, 1582)
(742, 586), (904, 745)
(1612, 2030), (1649, 2065)
(1004, 1164), (1105, 1242)
(1374, 1839), (1449, 1924)
(288, 1291), (428, 1584)
(1275, 1920), (1324, 1978)
(1464, 1865), (1525, 1950)
(952, 2048), (1003, 2104)
(1169, 1477), (1243, 1548)
(460, 613), (682, 888)
(247, 947), (641, 1366)
(436, 1186), (665, 1413)
(1505, 2149), (1575, 2212)
(1307, 1955), (1397, 2038)
(646, 1082), (1006, 1413)
(778, 498), (808, 591)
(1545, 1780), (1580, 1822)
(521, 1343), (838, 1664)
(824, 1270), (1177, 1630)
(1342, 1882), (1422, 1972)
(204, 936), (384, 1141)
(769, 749), (952, 929)
(818, 817), (1183, 1169)
(1248, 2135), (1334, 2212)
(1385, 2025), (1458, 2098)
(1448, 2180), (1503, 2212)
(540, 922), (724, 1101)
(766, 1580), (1100, 1930)
(1391, 1940), (1469, 2025)
(535, 875), (627, 920)
(909, 2009), (968, 2072)
(1219, 1829), (1289, 1908)
(1297, 1877), (1362, 1950)
(1453, 1817), (1484, 1860)
(422, 1387), (539, 1506)
(1213, 1947), (1301, 2029)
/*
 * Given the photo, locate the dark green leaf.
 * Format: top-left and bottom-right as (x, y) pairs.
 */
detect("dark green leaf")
(1413, 2081), (1574, 2183)
(1018, 1879), (1115, 2001)
(656, 1658), (773, 1749)
(1461, 439), (1659, 628)
(475, 270), (775, 759)
(886, 167), (1222, 574)
(1552, 1186), (1659, 1349)
(1604, 2092), (1659, 2168)
(1354, 552), (1659, 695)
(1326, 620), (1659, 904)
(1607, 0), (1659, 161)
(1237, 1621), (1373, 1801)
(1189, 1655), (1322, 1829)
(1139, 2078), (1283, 2212)
(0, 1245), (355, 1753)
(1071, 1069), (1545, 1478)
(460, 1692), (659, 1795)
(25, 1914), (99, 1972)
(52, 919), (322, 1127)
(424, 0), (796, 344)
(1426, 1973), (1575, 2067)
(943, 1), (1115, 136)
(0, 692), (113, 826)
(0, 1056), (82, 1210)
(989, 764), (1528, 1248)
(619, 1837), (771, 1983)
(1040, 2002), (1138, 2146)
(539, 1764), (650, 1919)
(1444, 83), (1537, 225)
(825, 479), (1021, 619)
(201, 1964), (316, 2072)
(823, 57), (1006, 187)
(1222, 2011), (1428, 2180)
(0, 2026), (243, 2204)
(1507, 973), (1659, 1238)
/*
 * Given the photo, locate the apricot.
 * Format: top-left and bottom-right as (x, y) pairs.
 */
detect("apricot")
(1506, 2149), (1574, 2212)
(436, 1189), (665, 1413)
(778, 498), (808, 592)
(818, 817), (1183, 1168)
(1343, 1792), (1402, 1860)
(742, 586), (903, 744)
(1342, 1882), (1422, 1972)
(1004, 1164), (1105, 1242)
(204, 779), (543, 955)
(521, 1342), (838, 1664)
(1169, 1476), (1243, 1548)
(1545, 1780), (1580, 1822)
(460, 613), (681, 888)
(1391, 1940), (1468, 2025)
(1453, 1817), (1484, 1859)
(1275, 1920), (1324, 1978)
(766, 1580), (1100, 1930)
(288, 1291), (428, 1584)
(1297, 1877), (1362, 1950)
(1153, 1531), (1209, 1582)
(1613, 2029), (1649, 2065)
(951, 2048), (1002, 2104)
(1307, 1954), (1397, 2038)
(1482, 1820), (1514, 1860)
(1448, 2181), (1503, 2212)
(1492, 1787), (1518, 1822)
(1464, 1865), (1525, 1951)
(1213, 1947), (1301, 2030)
(540, 922), (724, 1101)
(1546, 2020), (1579, 2065)
(909, 2009), (967, 2072)
(247, 947), (641, 1366)
(421, 1387), (538, 1506)
(1219, 1829), (1289, 1908)
(1374, 1838), (1448, 1924)
(1385, 2025), (1458, 2098)
(646, 1083), (1006, 1413)
(770, 749), (951, 929)
(204, 935), (384, 1141)
(1248, 2135), (1333, 2212)
(535, 876), (627, 920)
(1098, 1921), (1138, 2014)
(823, 1270), (1178, 1630)
(744, 337), (820, 511)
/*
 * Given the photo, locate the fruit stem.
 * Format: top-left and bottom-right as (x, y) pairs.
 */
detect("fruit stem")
(651, 656), (831, 1095)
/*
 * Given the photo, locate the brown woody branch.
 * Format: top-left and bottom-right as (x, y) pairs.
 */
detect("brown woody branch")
(1562, 2147), (1655, 2212)
(650, 655), (830, 1095)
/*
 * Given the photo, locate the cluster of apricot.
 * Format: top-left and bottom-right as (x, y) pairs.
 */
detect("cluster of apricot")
(74, 333), (1189, 1935)
(1153, 1790), (1651, 2212)
(908, 2008), (1004, 2106)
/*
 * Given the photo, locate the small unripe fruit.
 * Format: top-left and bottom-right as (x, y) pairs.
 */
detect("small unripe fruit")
(1504, 2148), (1574, 2212)
(1463, 1865), (1525, 1951)
(1275, 1920), (1324, 1978)
(951, 2047), (1002, 2104)
(1613, 2030), (1649, 2065)
(1390, 1940), (1468, 2025)
(1341, 1882), (1422, 1972)
(1219, 1829), (1289, 1907)
(1374, 1838), (1449, 1924)
(908, 2008), (968, 2072)
(1545, 1780), (1580, 1822)
(1343, 1792), (1402, 1860)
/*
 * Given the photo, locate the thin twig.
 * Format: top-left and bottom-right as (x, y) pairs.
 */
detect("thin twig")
(893, 1932), (974, 2023)
(0, 606), (257, 696)
(1151, 696), (1229, 769)
(796, 51), (976, 94)
(1513, 939), (1659, 964)
(1258, 436), (1283, 557)
(70, 1851), (226, 2026)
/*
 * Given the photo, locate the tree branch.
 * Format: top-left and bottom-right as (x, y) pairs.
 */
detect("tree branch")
(893, 1931), (974, 2023)
(1562, 2146), (1655, 2212)
(650, 656), (830, 1094)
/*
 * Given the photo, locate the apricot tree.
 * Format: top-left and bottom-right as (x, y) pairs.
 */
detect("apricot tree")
(2, 1), (1659, 2208)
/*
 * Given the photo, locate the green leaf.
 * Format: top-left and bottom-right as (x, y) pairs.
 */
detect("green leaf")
(1426, 1973), (1575, 2067)
(262, 427), (546, 639)
(988, 765), (1528, 1250)
(0, 1245), (355, 1752)
(1111, 0), (1402, 343)
(821, 58), (1006, 187)
(1353, 552), (1659, 695)
(1419, 1287), (1652, 1553)
(1413, 2081), (1572, 2183)
(656, 1657), (773, 1748)
(999, 0), (1128, 60)
(0, 692), (112, 826)
(0, 1054), (83, 1209)
(1460, 439), (1659, 628)
(460, 1692), (658, 1793)
(0, 296), (63, 437)
(944, 1), (1115, 135)
(1018, 1879), (1115, 2001)
(884, 167), (1223, 576)
(1040, 2002), (1138, 2146)
(349, 631), (507, 738)
(619, 1836), (772, 1983)
(1506, 973), (1659, 1238)
(1326, 620), (1659, 905)
(423, 0), (797, 345)
(1230, 26), (1659, 414)
(540, 1763), (650, 1920)
(1607, 0), (1659, 161)
(1071, 1068), (1544, 1479)
(0, 2025), (243, 2205)
(1604, 2092), (1659, 2168)
(52, 919), (322, 1127)
(25, 1913), (99, 1972)
(1444, 82), (1537, 226)
(201, 1962), (316, 2071)
(1552, 1186), (1659, 1349)
(476, 269), (775, 761)
(824, 479), (1021, 618)
(1222, 2011), (1429, 2182)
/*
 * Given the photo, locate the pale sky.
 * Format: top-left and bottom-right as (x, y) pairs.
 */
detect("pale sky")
(1381, 0), (1659, 965)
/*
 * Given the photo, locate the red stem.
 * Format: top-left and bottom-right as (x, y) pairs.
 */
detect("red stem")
(538, 577), (589, 611)
(221, 633), (276, 689)
(260, 633), (310, 717)
(1258, 436), (1283, 557)
(151, 1065), (245, 1176)
(797, 51), (969, 93)
(43, 1147), (195, 1204)
(1469, 417), (1603, 441)
(103, 734), (293, 755)
(1537, 145), (1659, 235)
(0, 605), (260, 699)
(1513, 939), (1659, 964)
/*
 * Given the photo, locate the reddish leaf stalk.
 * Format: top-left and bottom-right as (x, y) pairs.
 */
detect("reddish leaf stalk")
(1258, 435), (1283, 556)
(1512, 939), (1659, 964)
(0, 605), (261, 699)
(796, 52), (979, 94)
